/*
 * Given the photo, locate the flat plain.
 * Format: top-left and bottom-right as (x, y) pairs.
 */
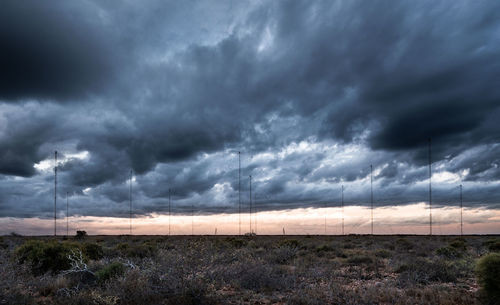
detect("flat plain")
(1, 234), (499, 305)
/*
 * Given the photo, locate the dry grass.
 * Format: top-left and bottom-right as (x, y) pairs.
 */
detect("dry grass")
(0, 234), (498, 304)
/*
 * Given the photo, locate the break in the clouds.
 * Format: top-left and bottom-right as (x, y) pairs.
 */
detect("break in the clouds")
(1, 0), (500, 223)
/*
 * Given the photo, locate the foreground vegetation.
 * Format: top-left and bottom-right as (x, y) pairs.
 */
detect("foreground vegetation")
(0, 234), (499, 304)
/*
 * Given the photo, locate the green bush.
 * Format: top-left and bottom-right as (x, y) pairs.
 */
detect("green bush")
(115, 242), (155, 258)
(449, 239), (466, 250)
(476, 253), (500, 301)
(96, 262), (126, 284)
(315, 244), (334, 253)
(224, 237), (247, 248)
(82, 243), (104, 260)
(278, 239), (300, 248)
(484, 239), (500, 252)
(15, 240), (81, 275)
(436, 246), (462, 259)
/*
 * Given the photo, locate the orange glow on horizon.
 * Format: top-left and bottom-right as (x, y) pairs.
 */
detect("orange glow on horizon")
(1, 203), (499, 236)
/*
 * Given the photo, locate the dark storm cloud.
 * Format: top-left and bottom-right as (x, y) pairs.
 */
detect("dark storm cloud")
(0, 1), (114, 101)
(1, 0), (500, 221)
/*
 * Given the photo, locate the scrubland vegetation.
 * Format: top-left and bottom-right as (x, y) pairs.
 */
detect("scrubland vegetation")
(0, 234), (499, 304)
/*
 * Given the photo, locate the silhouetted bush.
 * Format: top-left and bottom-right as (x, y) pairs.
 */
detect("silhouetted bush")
(476, 253), (500, 302)
(75, 231), (87, 239)
(15, 240), (81, 275)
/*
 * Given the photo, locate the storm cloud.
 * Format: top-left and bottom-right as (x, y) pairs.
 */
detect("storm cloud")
(0, 0), (499, 221)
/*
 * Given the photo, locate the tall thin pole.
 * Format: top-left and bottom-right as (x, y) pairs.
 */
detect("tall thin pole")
(428, 138), (432, 236)
(370, 164), (374, 235)
(238, 152), (241, 235)
(249, 175), (252, 234)
(254, 194), (257, 235)
(191, 203), (194, 236)
(66, 192), (69, 237)
(129, 170), (132, 235)
(460, 184), (463, 236)
(341, 185), (344, 236)
(54, 151), (57, 236)
(324, 202), (327, 235)
(169, 188), (171, 236)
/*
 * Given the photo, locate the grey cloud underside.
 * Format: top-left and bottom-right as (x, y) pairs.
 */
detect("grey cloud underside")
(0, 1), (115, 101)
(1, 0), (500, 219)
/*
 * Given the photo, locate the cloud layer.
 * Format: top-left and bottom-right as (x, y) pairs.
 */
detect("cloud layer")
(1, 0), (499, 220)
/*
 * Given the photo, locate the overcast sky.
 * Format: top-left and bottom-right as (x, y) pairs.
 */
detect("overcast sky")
(1, 0), (499, 226)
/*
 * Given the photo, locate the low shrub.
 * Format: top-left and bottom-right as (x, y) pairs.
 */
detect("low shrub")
(270, 245), (298, 264)
(0, 236), (7, 249)
(383, 242), (396, 250)
(96, 262), (126, 284)
(278, 239), (300, 248)
(82, 243), (104, 260)
(224, 237), (247, 248)
(396, 238), (413, 251)
(449, 239), (466, 250)
(237, 264), (287, 292)
(396, 257), (459, 285)
(484, 239), (500, 252)
(476, 253), (500, 302)
(165, 278), (219, 305)
(315, 244), (335, 253)
(346, 254), (374, 265)
(436, 246), (462, 259)
(15, 240), (81, 275)
(374, 249), (392, 258)
(343, 242), (354, 249)
(115, 242), (156, 258)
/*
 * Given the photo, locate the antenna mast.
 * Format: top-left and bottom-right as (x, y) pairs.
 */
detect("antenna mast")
(428, 138), (432, 236)
(249, 175), (252, 234)
(238, 152), (241, 235)
(192, 202), (194, 236)
(66, 192), (69, 237)
(341, 185), (344, 235)
(129, 170), (132, 235)
(54, 151), (57, 236)
(370, 164), (374, 235)
(254, 193), (257, 235)
(324, 202), (327, 235)
(169, 188), (171, 236)
(460, 184), (463, 236)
